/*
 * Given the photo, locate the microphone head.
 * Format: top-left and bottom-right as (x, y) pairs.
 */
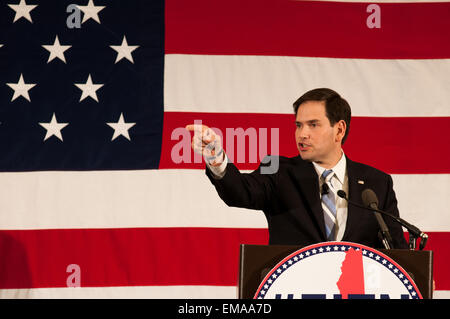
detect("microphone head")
(337, 190), (347, 199)
(362, 189), (379, 208)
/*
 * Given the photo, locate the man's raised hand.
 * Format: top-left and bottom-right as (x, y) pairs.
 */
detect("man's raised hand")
(185, 124), (224, 166)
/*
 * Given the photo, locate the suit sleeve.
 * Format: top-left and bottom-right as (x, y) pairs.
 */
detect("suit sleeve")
(381, 175), (409, 249)
(205, 156), (277, 211)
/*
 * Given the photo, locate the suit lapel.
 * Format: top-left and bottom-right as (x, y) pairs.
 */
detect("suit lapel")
(292, 156), (327, 241)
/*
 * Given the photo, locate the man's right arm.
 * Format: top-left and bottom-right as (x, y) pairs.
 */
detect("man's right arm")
(205, 156), (276, 211)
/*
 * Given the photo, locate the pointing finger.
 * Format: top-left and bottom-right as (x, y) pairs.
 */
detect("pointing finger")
(185, 124), (209, 133)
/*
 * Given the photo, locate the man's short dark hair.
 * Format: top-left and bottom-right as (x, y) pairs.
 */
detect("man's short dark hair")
(293, 88), (352, 144)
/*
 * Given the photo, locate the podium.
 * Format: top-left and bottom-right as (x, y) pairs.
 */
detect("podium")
(238, 244), (434, 299)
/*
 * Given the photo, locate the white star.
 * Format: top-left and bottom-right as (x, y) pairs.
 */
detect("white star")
(42, 35), (72, 63)
(6, 73), (36, 102)
(110, 36), (139, 64)
(107, 113), (136, 141)
(74, 74), (104, 102)
(8, 0), (37, 23)
(39, 113), (69, 141)
(77, 0), (105, 24)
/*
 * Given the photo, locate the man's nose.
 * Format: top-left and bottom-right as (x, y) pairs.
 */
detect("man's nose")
(297, 126), (309, 140)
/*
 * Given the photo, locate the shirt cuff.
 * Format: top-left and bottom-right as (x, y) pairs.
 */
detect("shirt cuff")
(206, 153), (228, 179)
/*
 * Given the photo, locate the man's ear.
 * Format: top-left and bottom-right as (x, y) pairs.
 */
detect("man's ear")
(335, 120), (347, 143)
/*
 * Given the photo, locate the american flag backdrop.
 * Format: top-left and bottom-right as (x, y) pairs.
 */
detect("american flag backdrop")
(0, 0), (449, 298)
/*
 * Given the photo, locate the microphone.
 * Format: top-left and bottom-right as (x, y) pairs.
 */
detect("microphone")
(361, 189), (379, 210)
(337, 189), (428, 250)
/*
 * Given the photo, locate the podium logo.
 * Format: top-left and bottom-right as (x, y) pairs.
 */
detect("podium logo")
(254, 242), (422, 299)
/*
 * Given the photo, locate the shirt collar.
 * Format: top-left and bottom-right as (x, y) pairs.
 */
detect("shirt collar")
(312, 151), (346, 184)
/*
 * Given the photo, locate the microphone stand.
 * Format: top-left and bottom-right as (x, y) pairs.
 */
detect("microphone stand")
(372, 208), (393, 250)
(337, 190), (428, 250)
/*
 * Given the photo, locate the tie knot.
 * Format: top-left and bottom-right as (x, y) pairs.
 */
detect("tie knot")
(321, 169), (333, 181)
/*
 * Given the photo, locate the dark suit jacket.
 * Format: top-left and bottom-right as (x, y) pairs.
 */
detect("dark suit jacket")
(206, 155), (408, 249)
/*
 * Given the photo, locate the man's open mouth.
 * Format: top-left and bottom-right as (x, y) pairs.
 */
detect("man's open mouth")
(298, 143), (311, 150)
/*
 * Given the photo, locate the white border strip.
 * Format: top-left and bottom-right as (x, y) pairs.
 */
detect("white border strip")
(0, 170), (448, 231)
(433, 290), (450, 299)
(0, 285), (237, 299)
(164, 54), (450, 117)
(0, 286), (447, 299)
(0, 169), (267, 230)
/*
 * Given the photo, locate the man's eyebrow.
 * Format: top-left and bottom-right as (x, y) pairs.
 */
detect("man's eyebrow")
(295, 119), (320, 124)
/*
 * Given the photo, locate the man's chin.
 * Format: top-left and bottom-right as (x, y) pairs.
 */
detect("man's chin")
(298, 151), (314, 162)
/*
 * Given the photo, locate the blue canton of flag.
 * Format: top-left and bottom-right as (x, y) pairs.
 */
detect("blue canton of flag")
(0, 0), (164, 171)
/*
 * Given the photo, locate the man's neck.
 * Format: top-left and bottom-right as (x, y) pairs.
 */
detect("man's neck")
(314, 149), (344, 169)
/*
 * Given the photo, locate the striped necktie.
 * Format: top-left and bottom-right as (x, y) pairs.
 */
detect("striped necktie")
(321, 169), (336, 241)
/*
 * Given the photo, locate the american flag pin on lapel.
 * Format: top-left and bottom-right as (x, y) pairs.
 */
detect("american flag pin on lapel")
(358, 180), (365, 184)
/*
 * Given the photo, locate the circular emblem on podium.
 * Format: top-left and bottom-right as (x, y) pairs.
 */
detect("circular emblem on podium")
(254, 242), (422, 299)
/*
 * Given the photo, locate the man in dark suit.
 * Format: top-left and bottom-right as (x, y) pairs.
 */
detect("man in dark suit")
(186, 88), (408, 249)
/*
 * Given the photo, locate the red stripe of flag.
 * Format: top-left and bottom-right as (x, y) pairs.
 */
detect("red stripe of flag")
(0, 228), (268, 289)
(159, 112), (450, 174)
(166, 0), (450, 59)
(0, 228), (448, 290)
